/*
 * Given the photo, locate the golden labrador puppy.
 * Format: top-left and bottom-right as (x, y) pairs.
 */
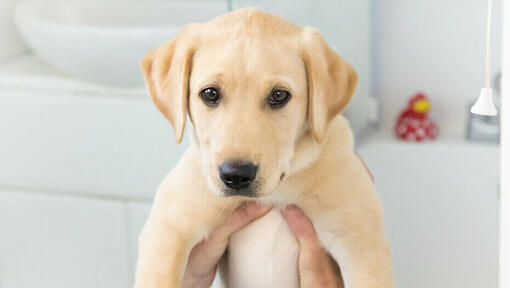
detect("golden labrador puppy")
(135, 8), (394, 288)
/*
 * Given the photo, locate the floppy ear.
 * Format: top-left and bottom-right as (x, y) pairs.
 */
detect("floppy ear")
(301, 27), (358, 143)
(141, 23), (201, 144)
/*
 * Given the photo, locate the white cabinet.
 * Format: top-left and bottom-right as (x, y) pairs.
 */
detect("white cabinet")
(124, 202), (227, 288)
(126, 201), (152, 286)
(358, 142), (499, 288)
(0, 57), (181, 288)
(0, 189), (129, 288)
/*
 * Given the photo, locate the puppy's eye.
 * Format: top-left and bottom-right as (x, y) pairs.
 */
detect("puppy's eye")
(268, 89), (291, 108)
(200, 87), (221, 105)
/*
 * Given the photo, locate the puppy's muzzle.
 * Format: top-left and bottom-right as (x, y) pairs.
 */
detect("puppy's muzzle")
(219, 161), (257, 194)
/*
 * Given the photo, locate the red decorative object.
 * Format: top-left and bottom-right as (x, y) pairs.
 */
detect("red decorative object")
(395, 93), (438, 142)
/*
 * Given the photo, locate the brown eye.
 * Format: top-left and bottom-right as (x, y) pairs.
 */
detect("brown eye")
(200, 87), (221, 105)
(268, 89), (291, 108)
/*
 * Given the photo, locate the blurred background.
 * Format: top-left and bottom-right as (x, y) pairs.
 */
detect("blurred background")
(0, 0), (503, 287)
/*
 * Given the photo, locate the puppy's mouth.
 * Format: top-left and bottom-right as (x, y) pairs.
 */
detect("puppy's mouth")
(211, 163), (285, 198)
(219, 178), (262, 198)
(218, 173), (287, 198)
(222, 187), (259, 198)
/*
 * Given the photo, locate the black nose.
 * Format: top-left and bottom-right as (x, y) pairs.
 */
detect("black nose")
(219, 161), (258, 190)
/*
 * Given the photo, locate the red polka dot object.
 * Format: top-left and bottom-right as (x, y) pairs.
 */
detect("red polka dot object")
(395, 93), (438, 142)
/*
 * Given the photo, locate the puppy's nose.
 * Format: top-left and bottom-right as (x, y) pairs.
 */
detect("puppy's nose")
(219, 161), (257, 190)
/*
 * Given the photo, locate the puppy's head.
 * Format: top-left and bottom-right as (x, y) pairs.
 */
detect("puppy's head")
(142, 8), (357, 198)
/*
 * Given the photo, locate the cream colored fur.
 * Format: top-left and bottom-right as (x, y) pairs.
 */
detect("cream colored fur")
(135, 8), (394, 288)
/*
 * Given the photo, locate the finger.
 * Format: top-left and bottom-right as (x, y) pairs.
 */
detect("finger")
(214, 201), (273, 239)
(191, 201), (272, 263)
(281, 204), (321, 250)
(282, 205), (343, 288)
(184, 202), (272, 282)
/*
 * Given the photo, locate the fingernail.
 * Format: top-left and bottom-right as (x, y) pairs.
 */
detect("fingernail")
(253, 201), (272, 210)
(284, 204), (305, 217)
(285, 204), (299, 212)
(280, 207), (288, 216)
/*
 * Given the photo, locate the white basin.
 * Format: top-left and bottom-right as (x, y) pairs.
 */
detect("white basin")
(14, 0), (228, 87)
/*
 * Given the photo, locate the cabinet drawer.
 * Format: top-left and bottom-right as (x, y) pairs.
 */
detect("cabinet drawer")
(0, 89), (188, 199)
(0, 189), (129, 288)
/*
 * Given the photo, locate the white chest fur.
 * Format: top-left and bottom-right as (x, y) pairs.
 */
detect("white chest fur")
(226, 208), (300, 288)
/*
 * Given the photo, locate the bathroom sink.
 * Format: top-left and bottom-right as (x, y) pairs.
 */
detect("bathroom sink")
(14, 1), (228, 87)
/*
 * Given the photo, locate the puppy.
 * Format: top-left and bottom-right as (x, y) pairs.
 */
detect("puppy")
(135, 8), (394, 288)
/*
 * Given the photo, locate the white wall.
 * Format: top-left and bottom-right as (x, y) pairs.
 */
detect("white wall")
(373, 0), (502, 139)
(500, 1), (509, 287)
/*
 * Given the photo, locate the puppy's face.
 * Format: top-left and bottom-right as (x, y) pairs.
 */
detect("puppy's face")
(142, 9), (357, 198)
(188, 39), (307, 197)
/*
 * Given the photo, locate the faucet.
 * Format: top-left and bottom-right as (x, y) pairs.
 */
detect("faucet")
(467, 72), (501, 143)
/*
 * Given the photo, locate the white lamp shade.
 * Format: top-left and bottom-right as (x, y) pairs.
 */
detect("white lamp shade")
(471, 88), (498, 116)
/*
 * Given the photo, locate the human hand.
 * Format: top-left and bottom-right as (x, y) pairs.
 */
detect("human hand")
(282, 204), (344, 288)
(180, 202), (272, 288)
(181, 202), (344, 288)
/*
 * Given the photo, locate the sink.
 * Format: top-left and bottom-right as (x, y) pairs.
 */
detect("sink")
(14, 0), (228, 88)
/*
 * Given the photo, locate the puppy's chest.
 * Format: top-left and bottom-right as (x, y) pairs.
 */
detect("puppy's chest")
(222, 184), (311, 288)
(260, 176), (316, 208)
(225, 208), (300, 288)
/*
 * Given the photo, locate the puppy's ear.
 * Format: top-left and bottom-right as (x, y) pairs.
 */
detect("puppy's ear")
(301, 27), (358, 143)
(141, 24), (201, 144)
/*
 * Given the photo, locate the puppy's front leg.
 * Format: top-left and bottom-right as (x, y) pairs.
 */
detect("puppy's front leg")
(134, 216), (197, 288)
(313, 205), (395, 288)
(134, 200), (240, 288)
(331, 229), (393, 288)
(134, 152), (240, 288)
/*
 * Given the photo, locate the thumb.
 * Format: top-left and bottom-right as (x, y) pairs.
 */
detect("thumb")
(282, 205), (343, 288)
(184, 202), (272, 281)
(281, 205), (322, 251)
(216, 201), (273, 238)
